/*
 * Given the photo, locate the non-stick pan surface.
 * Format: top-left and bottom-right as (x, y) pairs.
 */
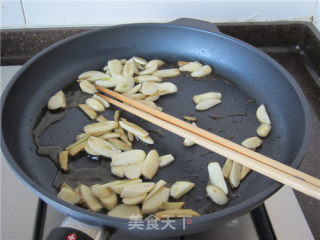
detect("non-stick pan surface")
(1, 19), (310, 236)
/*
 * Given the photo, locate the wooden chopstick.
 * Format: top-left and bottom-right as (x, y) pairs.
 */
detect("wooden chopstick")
(96, 92), (320, 200)
(95, 89), (320, 200)
(95, 86), (320, 189)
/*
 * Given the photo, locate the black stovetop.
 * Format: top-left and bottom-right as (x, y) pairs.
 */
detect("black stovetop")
(1, 22), (319, 238)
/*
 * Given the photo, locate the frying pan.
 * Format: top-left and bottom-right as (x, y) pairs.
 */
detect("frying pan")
(1, 19), (310, 237)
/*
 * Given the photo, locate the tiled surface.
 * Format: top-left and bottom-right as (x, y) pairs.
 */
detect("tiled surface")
(0, 0), (25, 27)
(0, 0), (319, 29)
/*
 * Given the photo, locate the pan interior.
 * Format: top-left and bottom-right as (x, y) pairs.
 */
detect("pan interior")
(1, 25), (306, 219)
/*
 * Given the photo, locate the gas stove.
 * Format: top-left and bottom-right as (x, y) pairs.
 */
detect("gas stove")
(1, 22), (319, 239)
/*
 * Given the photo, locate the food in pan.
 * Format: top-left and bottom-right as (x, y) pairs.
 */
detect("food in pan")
(193, 92), (222, 111)
(241, 136), (263, 150)
(256, 104), (272, 137)
(46, 56), (272, 219)
(183, 122), (197, 147)
(47, 90), (66, 110)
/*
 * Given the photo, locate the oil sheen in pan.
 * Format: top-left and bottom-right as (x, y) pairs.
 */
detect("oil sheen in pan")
(33, 62), (257, 215)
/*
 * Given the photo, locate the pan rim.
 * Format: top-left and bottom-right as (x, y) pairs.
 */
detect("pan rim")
(1, 22), (311, 233)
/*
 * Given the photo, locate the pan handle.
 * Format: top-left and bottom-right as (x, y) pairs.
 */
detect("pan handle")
(168, 18), (221, 33)
(46, 216), (114, 240)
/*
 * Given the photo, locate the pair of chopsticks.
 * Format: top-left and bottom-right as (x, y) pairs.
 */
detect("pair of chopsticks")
(94, 85), (320, 200)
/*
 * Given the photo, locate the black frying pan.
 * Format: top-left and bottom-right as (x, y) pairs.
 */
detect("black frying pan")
(1, 19), (310, 237)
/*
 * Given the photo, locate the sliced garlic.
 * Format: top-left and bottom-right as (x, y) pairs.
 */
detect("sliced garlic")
(123, 193), (147, 205)
(257, 123), (271, 138)
(80, 184), (103, 212)
(78, 70), (106, 80)
(123, 84), (142, 96)
(87, 136), (120, 158)
(122, 60), (135, 77)
(84, 142), (100, 155)
(154, 68), (180, 78)
(155, 209), (200, 219)
(92, 94), (110, 108)
(120, 59), (127, 64)
(142, 187), (170, 214)
(256, 104), (271, 124)
(48, 90), (66, 110)
(66, 135), (89, 153)
(114, 127), (132, 147)
(95, 77), (118, 88)
(138, 62), (158, 75)
(84, 121), (118, 135)
(67, 139), (87, 156)
(159, 154), (175, 167)
(183, 138), (195, 147)
(240, 166), (251, 180)
(58, 151), (68, 171)
(183, 116), (197, 122)
(191, 65), (212, 77)
(78, 104), (97, 120)
(177, 60), (188, 66)
(138, 135), (154, 144)
(119, 120), (149, 138)
(229, 161), (242, 188)
(124, 162), (144, 179)
(76, 133), (89, 140)
(144, 92), (160, 102)
(143, 180), (167, 203)
(141, 82), (158, 95)
(114, 75), (135, 93)
(57, 187), (80, 205)
(108, 138), (131, 151)
(109, 179), (142, 194)
(78, 71), (109, 82)
(100, 192), (118, 210)
(206, 185), (228, 205)
(107, 204), (142, 219)
(121, 182), (155, 198)
(170, 181), (195, 199)
(127, 131), (135, 142)
(133, 56), (147, 65)
(146, 59), (165, 69)
(241, 136), (262, 150)
(161, 202), (185, 210)
(179, 61), (202, 72)
(79, 80), (97, 94)
(184, 122), (197, 146)
(141, 149), (160, 179)
(111, 150), (146, 166)
(129, 93), (147, 100)
(111, 165), (125, 178)
(100, 132), (121, 139)
(108, 59), (123, 76)
(85, 98), (105, 112)
(103, 65), (109, 71)
(193, 92), (222, 104)
(96, 115), (108, 122)
(91, 184), (112, 199)
(222, 159), (233, 179)
(196, 98), (221, 111)
(208, 162), (228, 194)
(134, 75), (162, 83)
(156, 82), (178, 95)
